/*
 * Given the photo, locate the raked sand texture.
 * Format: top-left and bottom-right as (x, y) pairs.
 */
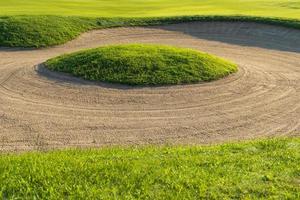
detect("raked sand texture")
(0, 22), (299, 151)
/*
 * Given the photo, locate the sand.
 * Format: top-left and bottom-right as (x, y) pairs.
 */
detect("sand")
(0, 22), (299, 151)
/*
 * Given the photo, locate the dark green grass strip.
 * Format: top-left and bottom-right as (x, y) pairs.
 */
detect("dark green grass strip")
(1, 15), (300, 48)
(45, 44), (238, 86)
(0, 138), (299, 199)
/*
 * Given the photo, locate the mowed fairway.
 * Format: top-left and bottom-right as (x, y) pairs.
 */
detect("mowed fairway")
(0, 0), (300, 19)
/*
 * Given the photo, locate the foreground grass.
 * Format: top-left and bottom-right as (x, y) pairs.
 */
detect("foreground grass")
(0, 0), (300, 19)
(0, 138), (299, 199)
(45, 44), (237, 85)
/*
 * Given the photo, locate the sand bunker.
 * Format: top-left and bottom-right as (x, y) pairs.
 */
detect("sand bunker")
(0, 22), (299, 151)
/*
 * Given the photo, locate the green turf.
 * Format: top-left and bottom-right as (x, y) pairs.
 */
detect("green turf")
(45, 44), (238, 85)
(0, 16), (98, 48)
(0, 138), (299, 199)
(1, 15), (300, 48)
(0, 0), (300, 48)
(1, 0), (300, 19)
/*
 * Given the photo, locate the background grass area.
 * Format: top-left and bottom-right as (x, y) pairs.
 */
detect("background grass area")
(45, 44), (238, 85)
(0, 0), (300, 47)
(1, 15), (300, 48)
(0, 0), (300, 19)
(0, 138), (299, 199)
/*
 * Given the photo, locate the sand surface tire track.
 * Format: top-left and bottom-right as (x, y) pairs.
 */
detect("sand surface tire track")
(0, 22), (299, 152)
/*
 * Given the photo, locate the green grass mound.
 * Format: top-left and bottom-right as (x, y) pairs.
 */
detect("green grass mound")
(0, 138), (299, 199)
(45, 44), (238, 85)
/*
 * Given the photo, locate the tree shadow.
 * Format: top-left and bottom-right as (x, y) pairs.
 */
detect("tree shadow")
(153, 21), (300, 53)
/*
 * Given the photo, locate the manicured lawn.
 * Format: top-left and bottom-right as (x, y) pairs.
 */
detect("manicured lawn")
(1, 0), (300, 48)
(0, 138), (299, 199)
(0, 0), (300, 19)
(45, 44), (238, 85)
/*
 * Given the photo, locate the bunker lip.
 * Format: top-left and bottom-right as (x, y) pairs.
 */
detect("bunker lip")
(0, 15), (300, 48)
(0, 21), (299, 152)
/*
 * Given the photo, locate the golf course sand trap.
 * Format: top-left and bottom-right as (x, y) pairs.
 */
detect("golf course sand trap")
(0, 22), (299, 151)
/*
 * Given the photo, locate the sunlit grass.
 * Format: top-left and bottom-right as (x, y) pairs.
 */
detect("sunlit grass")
(0, 138), (299, 199)
(45, 44), (238, 85)
(0, 0), (299, 19)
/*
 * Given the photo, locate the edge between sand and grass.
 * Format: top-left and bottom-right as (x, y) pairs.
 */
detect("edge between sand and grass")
(1, 15), (300, 48)
(0, 137), (299, 199)
(44, 44), (238, 86)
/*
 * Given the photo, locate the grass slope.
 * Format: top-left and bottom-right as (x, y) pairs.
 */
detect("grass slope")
(45, 44), (238, 85)
(0, 16), (97, 48)
(0, 138), (299, 199)
(0, 0), (300, 19)
(1, 15), (300, 48)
